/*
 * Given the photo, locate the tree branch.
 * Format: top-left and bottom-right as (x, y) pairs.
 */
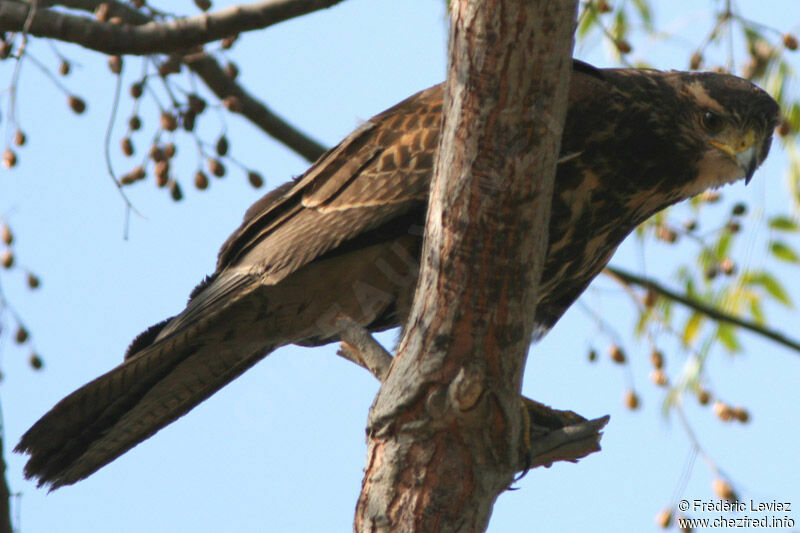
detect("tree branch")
(0, 0), (328, 162)
(0, 0), (345, 55)
(605, 265), (800, 356)
(355, 1), (579, 530)
(184, 53), (327, 161)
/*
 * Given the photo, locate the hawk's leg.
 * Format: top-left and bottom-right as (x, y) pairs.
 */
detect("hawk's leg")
(335, 317), (610, 472)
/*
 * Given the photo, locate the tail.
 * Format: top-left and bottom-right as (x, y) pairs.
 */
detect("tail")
(15, 273), (277, 490)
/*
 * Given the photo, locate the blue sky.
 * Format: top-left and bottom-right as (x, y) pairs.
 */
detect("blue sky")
(1, 1), (798, 532)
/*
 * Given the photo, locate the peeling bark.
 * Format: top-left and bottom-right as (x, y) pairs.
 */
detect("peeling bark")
(355, 1), (578, 531)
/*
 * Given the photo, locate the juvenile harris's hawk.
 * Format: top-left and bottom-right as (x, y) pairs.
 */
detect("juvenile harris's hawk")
(17, 61), (779, 489)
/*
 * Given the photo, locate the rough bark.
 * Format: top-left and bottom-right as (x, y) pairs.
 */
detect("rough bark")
(355, 1), (578, 531)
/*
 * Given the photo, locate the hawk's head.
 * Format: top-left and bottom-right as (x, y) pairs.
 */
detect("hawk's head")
(561, 67), (779, 226)
(666, 71), (779, 194)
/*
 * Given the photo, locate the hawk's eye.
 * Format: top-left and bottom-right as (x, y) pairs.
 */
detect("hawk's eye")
(701, 111), (725, 134)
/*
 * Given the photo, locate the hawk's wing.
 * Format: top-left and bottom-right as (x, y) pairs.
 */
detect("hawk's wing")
(217, 84), (444, 281)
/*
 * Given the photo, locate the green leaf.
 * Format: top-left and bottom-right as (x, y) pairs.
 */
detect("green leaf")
(577, 7), (598, 39)
(769, 240), (800, 263)
(742, 271), (793, 307)
(748, 296), (765, 325)
(682, 312), (704, 346)
(769, 215), (799, 232)
(716, 231), (732, 259)
(630, 0), (654, 30)
(716, 324), (742, 353)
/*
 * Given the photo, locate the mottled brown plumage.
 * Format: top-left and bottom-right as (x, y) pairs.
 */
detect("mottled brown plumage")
(17, 61), (778, 489)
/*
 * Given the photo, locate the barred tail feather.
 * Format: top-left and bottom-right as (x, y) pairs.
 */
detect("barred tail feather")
(16, 333), (276, 490)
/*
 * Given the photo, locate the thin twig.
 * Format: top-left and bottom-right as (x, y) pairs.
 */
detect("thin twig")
(605, 265), (800, 355)
(103, 64), (143, 230)
(335, 316), (393, 381)
(2, 0), (329, 162)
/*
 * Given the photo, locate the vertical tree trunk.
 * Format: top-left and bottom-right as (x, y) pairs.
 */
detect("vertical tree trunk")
(355, 1), (578, 531)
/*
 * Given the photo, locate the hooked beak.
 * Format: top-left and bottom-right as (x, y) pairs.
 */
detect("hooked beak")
(736, 145), (758, 185)
(710, 129), (759, 185)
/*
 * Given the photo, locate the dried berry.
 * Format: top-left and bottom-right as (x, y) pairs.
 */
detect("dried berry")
(149, 144), (166, 162)
(0, 249), (12, 269)
(731, 202), (747, 216)
(778, 121), (791, 137)
(2, 148), (17, 169)
(160, 112), (178, 131)
(59, 60), (71, 76)
(609, 345), (626, 364)
(131, 0), (145, 7)
(155, 160), (170, 185)
(702, 190), (721, 203)
(650, 369), (667, 387)
(624, 390), (640, 410)
(182, 110), (196, 132)
(732, 406), (750, 423)
(1, 224), (12, 245)
(596, 0), (612, 13)
(683, 219), (698, 232)
(726, 220), (741, 233)
(120, 166), (146, 185)
(713, 401), (733, 422)
(704, 265), (718, 280)
(224, 62), (239, 80)
(719, 257), (735, 276)
(194, 171), (209, 190)
(221, 35), (238, 50)
(783, 33), (799, 51)
(29, 352), (44, 370)
(208, 158), (226, 177)
(643, 287), (656, 307)
(121, 137), (134, 157)
(129, 115), (142, 131)
(195, 0), (211, 11)
(697, 389), (711, 405)
(588, 348), (597, 362)
(130, 82), (144, 99)
(168, 179), (183, 201)
(187, 94), (206, 114)
(656, 225), (678, 243)
(15, 326), (28, 344)
(615, 39), (632, 54)
(163, 142), (176, 159)
(108, 55), (123, 74)
(95, 3), (110, 22)
(68, 95), (87, 114)
(158, 57), (181, 77)
(13, 129), (26, 146)
(712, 478), (736, 501)
(215, 135), (229, 156)
(132, 165), (146, 181)
(0, 41), (11, 60)
(689, 52), (702, 70)
(247, 171), (264, 188)
(223, 96), (242, 113)
(650, 349), (664, 369)
(655, 508), (672, 529)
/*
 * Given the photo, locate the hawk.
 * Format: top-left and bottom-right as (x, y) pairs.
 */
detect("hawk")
(17, 61), (779, 489)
